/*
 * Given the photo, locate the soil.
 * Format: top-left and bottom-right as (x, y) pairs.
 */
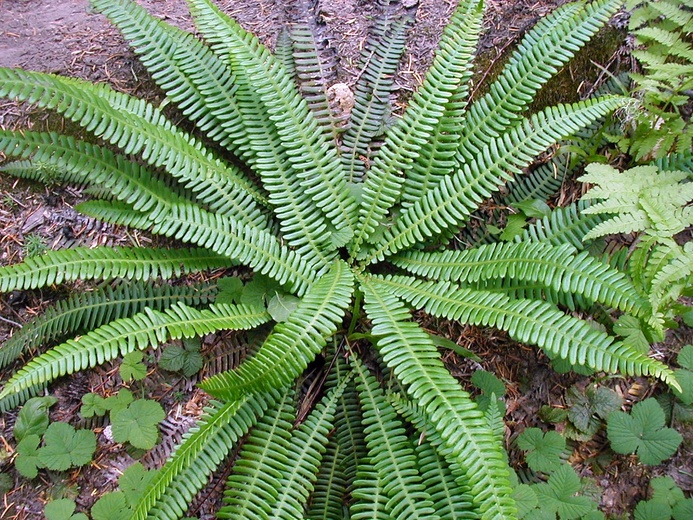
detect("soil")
(0, 1), (691, 519)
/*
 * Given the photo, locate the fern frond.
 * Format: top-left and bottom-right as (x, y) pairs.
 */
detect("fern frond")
(218, 387), (296, 520)
(363, 97), (626, 262)
(340, 16), (411, 182)
(0, 130), (189, 220)
(0, 68), (267, 224)
(224, 50), (336, 265)
(187, 0), (358, 241)
(0, 281), (217, 370)
(0, 246), (232, 293)
(392, 241), (650, 317)
(349, 462), (391, 520)
(350, 356), (439, 520)
(290, 22), (341, 146)
(654, 151), (693, 173)
(372, 275), (678, 388)
(0, 303), (270, 400)
(398, 0), (485, 206)
(458, 0), (623, 163)
(269, 371), (352, 519)
(359, 276), (515, 519)
(90, 0), (250, 155)
(518, 201), (605, 249)
(200, 260), (354, 400)
(350, 0), (483, 253)
(135, 392), (277, 520)
(306, 433), (349, 520)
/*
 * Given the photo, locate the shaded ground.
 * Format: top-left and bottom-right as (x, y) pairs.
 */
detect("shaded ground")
(0, 1), (691, 519)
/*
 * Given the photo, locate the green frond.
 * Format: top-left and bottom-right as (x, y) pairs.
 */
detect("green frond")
(350, 0), (483, 253)
(306, 433), (349, 520)
(200, 260), (354, 400)
(654, 151), (693, 173)
(0, 67), (267, 225)
(187, 0), (359, 241)
(359, 277), (515, 520)
(224, 49), (336, 265)
(269, 371), (352, 519)
(0, 384), (48, 414)
(0, 280), (217, 370)
(517, 201), (605, 249)
(350, 356), (439, 520)
(650, 242), (693, 312)
(458, 0), (623, 163)
(0, 130), (189, 220)
(350, 463), (391, 520)
(399, 0), (485, 206)
(79, 200), (319, 296)
(372, 275), (678, 389)
(134, 392), (278, 520)
(0, 302), (271, 400)
(340, 16), (411, 182)
(392, 241), (650, 317)
(363, 97), (626, 262)
(0, 246), (232, 293)
(218, 387), (296, 520)
(290, 22), (342, 146)
(90, 0), (250, 155)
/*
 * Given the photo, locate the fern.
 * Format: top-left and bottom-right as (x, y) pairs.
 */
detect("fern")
(1, 0), (678, 518)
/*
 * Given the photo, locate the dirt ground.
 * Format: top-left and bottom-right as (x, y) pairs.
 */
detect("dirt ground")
(0, 1), (691, 519)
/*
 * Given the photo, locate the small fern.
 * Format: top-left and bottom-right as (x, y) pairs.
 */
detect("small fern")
(0, 0), (680, 518)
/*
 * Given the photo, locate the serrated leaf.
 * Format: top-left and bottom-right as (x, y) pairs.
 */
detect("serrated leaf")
(588, 386), (623, 420)
(607, 398), (683, 464)
(517, 428), (566, 473)
(44, 499), (88, 520)
(14, 434), (41, 478)
(13, 396), (58, 442)
(613, 315), (651, 354)
(267, 292), (300, 322)
(111, 399), (165, 450)
(539, 405), (568, 424)
(500, 213), (528, 241)
(38, 422), (96, 471)
(673, 498), (693, 520)
(650, 476), (685, 506)
(215, 276), (243, 304)
(240, 274), (278, 307)
(678, 345), (693, 370)
(158, 340), (204, 376)
(672, 368), (693, 405)
(119, 462), (160, 507)
(635, 500), (672, 520)
(514, 484), (539, 519)
(532, 464), (596, 519)
(80, 393), (108, 418)
(513, 199), (551, 218)
(120, 351), (147, 381)
(104, 389), (134, 414)
(471, 370), (506, 396)
(91, 491), (132, 520)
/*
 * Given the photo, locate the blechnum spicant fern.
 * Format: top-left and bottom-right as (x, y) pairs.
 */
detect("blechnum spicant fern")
(0, 0), (682, 518)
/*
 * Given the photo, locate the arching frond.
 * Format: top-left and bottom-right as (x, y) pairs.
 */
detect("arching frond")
(90, 0), (250, 155)
(218, 387), (296, 520)
(134, 392), (278, 520)
(0, 281), (217, 370)
(350, 0), (483, 253)
(0, 68), (267, 224)
(0, 303), (271, 400)
(517, 201), (606, 249)
(359, 276), (515, 520)
(392, 241), (650, 316)
(458, 0), (623, 163)
(0, 246), (232, 293)
(200, 260), (354, 400)
(363, 97), (626, 262)
(187, 0), (359, 241)
(372, 275), (678, 389)
(350, 356), (439, 520)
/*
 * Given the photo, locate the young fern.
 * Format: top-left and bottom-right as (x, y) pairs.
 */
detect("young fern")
(0, 0), (680, 518)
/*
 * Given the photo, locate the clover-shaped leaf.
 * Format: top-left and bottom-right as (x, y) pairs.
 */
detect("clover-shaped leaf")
(532, 464), (597, 519)
(104, 389), (134, 415)
(607, 398), (682, 465)
(120, 351), (147, 381)
(80, 393), (108, 418)
(111, 399), (165, 450)
(38, 422), (96, 471)
(14, 434), (41, 479)
(517, 428), (566, 473)
(118, 462), (160, 506)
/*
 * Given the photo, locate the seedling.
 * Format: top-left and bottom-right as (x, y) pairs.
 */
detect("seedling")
(91, 463), (159, 520)
(120, 350), (148, 381)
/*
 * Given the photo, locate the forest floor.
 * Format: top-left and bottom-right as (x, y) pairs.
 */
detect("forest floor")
(0, 1), (691, 519)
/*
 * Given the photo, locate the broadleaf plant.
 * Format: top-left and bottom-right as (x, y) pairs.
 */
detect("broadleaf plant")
(0, 0), (682, 517)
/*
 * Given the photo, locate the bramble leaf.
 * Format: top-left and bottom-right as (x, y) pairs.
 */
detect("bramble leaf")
(119, 462), (160, 507)
(516, 428), (566, 473)
(91, 491), (132, 520)
(532, 464), (597, 519)
(80, 393), (108, 418)
(158, 339), (203, 377)
(607, 398), (683, 464)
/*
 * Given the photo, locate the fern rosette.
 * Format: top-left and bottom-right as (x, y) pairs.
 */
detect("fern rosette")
(0, 0), (679, 518)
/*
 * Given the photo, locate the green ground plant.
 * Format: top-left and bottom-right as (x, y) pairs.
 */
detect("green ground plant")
(0, 0), (683, 518)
